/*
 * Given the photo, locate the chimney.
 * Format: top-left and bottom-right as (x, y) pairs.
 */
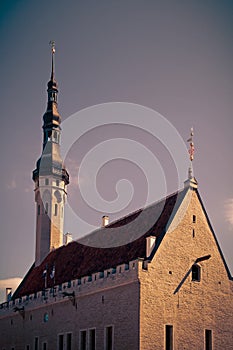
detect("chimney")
(64, 232), (72, 245)
(146, 236), (156, 258)
(102, 215), (109, 227)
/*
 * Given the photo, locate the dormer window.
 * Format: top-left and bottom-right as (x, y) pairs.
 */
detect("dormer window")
(192, 264), (201, 282)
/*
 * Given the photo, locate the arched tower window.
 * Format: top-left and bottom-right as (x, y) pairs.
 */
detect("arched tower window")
(192, 264), (201, 282)
(54, 204), (58, 216)
(45, 202), (49, 215)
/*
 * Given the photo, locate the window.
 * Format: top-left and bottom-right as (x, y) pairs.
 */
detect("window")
(37, 204), (40, 216)
(192, 264), (201, 282)
(67, 333), (72, 350)
(56, 179), (59, 187)
(45, 178), (49, 186)
(88, 329), (96, 350)
(58, 334), (64, 350)
(192, 229), (195, 238)
(205, 329), (212, 350)
(42, 343), (47, 350)
(45, 203), (49, 214)
(193, 215), (196, 223)
(80, 330), (87, 350)
(105, 326), (114, 350)
(54, 204), (58, 216)
(165, 325), (173, 350)
(34, 337), (39, 350)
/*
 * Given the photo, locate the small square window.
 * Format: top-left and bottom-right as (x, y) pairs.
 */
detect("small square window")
(192, 264), (201, 282)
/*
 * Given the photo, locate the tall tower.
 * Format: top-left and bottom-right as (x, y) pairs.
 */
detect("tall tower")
(32, 43), (69, 266)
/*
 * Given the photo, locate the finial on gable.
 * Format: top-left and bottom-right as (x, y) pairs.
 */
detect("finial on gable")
(185, 127), (198, 189)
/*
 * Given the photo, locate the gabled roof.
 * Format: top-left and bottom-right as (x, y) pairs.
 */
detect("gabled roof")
(14, 188), (184, 298)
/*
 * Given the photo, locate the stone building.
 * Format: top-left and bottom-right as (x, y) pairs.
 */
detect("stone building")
(0, 47), (232, 350)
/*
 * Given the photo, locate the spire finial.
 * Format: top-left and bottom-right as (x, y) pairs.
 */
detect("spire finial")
(187, 127), (195, 179)
(49, 40), (56, 80)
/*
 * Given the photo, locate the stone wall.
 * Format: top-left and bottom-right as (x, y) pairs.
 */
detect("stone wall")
(139, 190), (233, 350)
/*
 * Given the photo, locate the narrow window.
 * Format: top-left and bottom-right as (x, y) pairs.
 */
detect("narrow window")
(192, 229), (195, 238)
(67, 333), (72, 350)
(58, 334), (64, 350)
(89, 329), (96, 350)
(45, 203), (49, 214)
(26, 346), (30, 350)
(54, 204), (58, 216)
(192, 264), (201, 282)
(45, 178), (49, 186)
(165, 325), (173, 350)
(105, 326), (113, 350)
(193, 215), (196, 223)
(80, 330), (87, 350)
(43, 343), (47, 350)
(37, 205), (40, 216)
(56, 179), (59, 187)
(205, 329), (212, 350)
(34, 337), (39, 350)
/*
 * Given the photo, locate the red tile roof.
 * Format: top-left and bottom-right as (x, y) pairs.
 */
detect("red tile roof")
(14, 189), (183, 298)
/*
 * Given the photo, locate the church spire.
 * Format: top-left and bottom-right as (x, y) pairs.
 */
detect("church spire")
(32, 43), (69, 266)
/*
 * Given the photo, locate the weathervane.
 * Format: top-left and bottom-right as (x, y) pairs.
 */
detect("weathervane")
(187, 127), (194, 179)
(187, 127), (194, 161)
(49, 40), (56, 54)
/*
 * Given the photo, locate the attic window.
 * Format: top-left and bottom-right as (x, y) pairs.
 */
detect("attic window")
(192, 264), (201, 282)
(193, 215), (196, 223)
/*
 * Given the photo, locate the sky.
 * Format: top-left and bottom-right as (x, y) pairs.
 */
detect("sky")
(0, 0), (233, 302)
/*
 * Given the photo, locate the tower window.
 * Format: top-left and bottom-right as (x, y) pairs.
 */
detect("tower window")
(45, 178), (49, 186)
(193, 215), (196, 223)
(37, 205), (40, 216)
(45, 203), (49, 214)
(192, 264), (201, 282)
(56, 179), (59, 187)
(165, 325), (173, 350)
(54, 204), (58, 216)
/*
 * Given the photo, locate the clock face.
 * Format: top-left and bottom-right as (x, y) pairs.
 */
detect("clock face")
(44, 313), (49, 322)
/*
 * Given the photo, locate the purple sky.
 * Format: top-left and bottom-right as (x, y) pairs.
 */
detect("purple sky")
(0, 0), (232, 301)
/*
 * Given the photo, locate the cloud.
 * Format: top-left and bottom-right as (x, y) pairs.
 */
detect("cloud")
(224, 198), (233, 228)
(0, 277), (22, 303)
